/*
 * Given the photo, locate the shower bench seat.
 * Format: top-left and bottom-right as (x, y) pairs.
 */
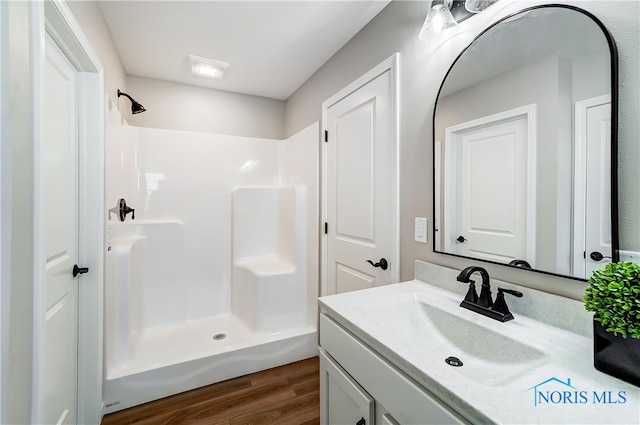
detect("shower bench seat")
(234, 255), (296, 276)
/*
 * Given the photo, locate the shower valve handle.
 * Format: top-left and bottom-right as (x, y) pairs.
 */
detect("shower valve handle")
(118, 198), (136, 221)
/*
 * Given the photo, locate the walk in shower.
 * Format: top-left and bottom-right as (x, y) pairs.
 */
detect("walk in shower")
(103, 117), (319, 412)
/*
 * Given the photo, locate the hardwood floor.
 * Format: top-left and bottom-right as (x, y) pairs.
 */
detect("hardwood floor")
(101, 357), (320, 425)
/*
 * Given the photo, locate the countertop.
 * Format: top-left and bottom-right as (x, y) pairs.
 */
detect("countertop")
(318, 262), (640, 425)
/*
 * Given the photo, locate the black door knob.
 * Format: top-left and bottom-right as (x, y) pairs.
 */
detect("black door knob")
(365, 258), (388, 270)
(356, 418), (366, 425)
(73, 264), (89, 277)
(456, 235), (467, 243)
(589, 251), (611, 262)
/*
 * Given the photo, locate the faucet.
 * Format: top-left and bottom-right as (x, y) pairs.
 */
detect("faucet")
(457, 266), (493, 307)
(456, 266), (523, 322)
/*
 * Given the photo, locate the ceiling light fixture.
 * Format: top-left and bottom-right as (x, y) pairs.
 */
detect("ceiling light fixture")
(188, 54), (230, 80)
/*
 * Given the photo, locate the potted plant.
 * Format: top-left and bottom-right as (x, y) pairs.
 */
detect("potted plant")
(584, 261), (640, 387)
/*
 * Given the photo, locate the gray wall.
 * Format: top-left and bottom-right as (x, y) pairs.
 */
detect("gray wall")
(126, 76), (285, 139)
(67, 0), (129, 120)
(285, 0), (639, 299)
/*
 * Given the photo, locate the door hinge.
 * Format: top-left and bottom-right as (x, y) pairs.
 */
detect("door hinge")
(324, 130), (328, 142)
(324, 222), (328, 234)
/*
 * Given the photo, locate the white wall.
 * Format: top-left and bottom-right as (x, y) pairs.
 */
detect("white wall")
(106, 122), (318, 327)
(279, 123), (320, 326)
(125, 75), (286, 139)
(284, 0), (639, 299)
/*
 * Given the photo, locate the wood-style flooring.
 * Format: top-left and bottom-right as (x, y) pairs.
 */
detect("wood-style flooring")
(101, 357), (320, 425)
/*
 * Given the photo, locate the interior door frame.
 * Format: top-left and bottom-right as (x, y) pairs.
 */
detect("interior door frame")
(31, 1), (105, 423)
(320, 53), (399, 297)
(442, 104), (537, 265)
(572, 94), (611, 277)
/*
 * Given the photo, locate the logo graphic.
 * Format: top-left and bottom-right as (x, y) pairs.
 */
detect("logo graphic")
(527, 377), (627, 407)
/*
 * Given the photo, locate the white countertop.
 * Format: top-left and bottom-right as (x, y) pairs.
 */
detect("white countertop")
(319, 263), (640, 425)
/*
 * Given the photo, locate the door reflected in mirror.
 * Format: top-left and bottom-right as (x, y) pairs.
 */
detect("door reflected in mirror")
(433, 5), (617, 280)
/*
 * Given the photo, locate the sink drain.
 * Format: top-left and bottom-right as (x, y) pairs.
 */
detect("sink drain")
(212, 333), (227, 340)
(445, 356), (463, 367)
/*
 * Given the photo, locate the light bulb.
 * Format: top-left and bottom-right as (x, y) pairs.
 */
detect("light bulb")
(419, 1), (458, 41)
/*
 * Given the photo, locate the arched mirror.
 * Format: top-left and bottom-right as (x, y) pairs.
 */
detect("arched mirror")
(433, 5), (618, 280)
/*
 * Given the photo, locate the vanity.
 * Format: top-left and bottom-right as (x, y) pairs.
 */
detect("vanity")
(318, 261), (640, 424)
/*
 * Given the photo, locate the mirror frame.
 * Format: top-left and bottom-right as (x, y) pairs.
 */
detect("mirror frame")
(432, 4), (619, 281)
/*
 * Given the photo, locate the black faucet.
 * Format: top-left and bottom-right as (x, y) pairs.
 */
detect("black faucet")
(457, 266), (493, 307)
(456, 266), (523, 322)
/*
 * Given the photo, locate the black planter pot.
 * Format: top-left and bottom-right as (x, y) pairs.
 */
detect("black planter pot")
(593, 320), (640, 387)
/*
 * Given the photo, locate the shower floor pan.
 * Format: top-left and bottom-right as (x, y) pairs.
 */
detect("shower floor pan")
(103, 313), (317, 414)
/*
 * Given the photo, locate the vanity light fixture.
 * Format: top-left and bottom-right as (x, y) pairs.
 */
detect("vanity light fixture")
(419, 0), (500, 40)
(188, 54), (230, 80)
(419, 0), (458, 38)
(117, 90), (146, 114)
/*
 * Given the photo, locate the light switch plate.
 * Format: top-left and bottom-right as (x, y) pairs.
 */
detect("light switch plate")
(415, 217), (427, 243)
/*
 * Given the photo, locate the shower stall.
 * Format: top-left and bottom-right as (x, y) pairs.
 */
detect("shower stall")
(103, 117), (319, 412)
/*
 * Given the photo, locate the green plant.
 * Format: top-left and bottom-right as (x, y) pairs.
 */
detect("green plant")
(584, 261), (640, 339)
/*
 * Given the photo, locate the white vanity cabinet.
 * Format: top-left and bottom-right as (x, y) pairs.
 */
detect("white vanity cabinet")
(319, 313), (466, 425)
(320, 351), (373, 425)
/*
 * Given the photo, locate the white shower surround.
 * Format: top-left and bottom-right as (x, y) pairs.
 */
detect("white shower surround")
(103, 122), (319, 412)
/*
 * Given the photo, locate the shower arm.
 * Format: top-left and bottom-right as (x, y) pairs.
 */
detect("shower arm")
(117, 89), (135, 103)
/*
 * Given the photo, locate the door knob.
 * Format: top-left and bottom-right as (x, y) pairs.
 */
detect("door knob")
(457, 235), (467, 243)
(589, 251), (611, 262)
(73, 265), (89, 277)
(356, 418), (366, 425)
(365, 258), (388, 270)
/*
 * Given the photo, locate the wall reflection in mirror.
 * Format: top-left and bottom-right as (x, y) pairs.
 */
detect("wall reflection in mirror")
(433, 5), (618, 280)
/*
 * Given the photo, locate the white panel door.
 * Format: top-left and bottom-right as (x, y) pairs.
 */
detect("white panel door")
(43, 34), (79, 425)
(326, 69), (396, 295)
(585, 101), (612, 276)
(447, 116), (529, 263)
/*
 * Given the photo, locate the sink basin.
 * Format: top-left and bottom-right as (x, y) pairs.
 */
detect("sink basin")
(417, 300), (546, 363)
(320, 281), (554, 387)
(412, 294), (548, 385)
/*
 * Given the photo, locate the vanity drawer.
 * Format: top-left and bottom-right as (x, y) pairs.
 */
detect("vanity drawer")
(320, 313), (467, 425)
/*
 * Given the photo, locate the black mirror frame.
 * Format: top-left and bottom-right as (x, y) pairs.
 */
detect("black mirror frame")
(432, 4), (619, 281)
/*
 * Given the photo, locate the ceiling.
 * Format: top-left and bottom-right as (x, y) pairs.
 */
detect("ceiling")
(97, 1), (391, 100)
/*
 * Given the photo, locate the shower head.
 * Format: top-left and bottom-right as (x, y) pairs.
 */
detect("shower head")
(117, 89), (147, 114)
